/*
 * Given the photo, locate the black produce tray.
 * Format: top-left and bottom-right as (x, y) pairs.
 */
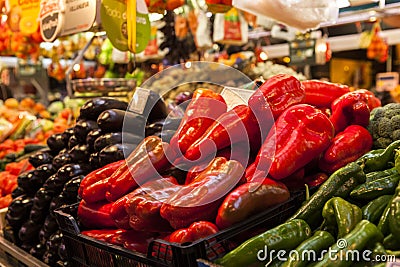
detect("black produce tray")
(54, 190), (306, 267)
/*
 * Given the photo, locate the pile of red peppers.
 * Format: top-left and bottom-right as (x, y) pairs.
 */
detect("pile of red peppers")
(76, 75), (381, 255)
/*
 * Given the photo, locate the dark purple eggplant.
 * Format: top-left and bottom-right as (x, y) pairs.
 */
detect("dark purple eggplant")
(68, 144), (90, 163)
(145, 117), (181, 136)
(11, 187), (25, 199)
(97, 109), (146, 135)
(79, 97), (128, 121)
(33, 187), (53, 210)
(3, 225), (19, 245)
(6, 195), (33, 229)
(42, 250), (60, 266)
(52, 153), (72, 169)
(98, 143), (137, 166)
(47, 133), (66, 154)
(68, 135), (81, 150)
(86, 128), (103, 151)
(30, 242), (47, 259)
(49, 193), (72, 212)
(29, 150), (54, 168)
(61, 128), (75, 145)
(93, 132), (142, 152)
(29, 205), (49, 224)
(62, 175), (84, 201)
(21, 242), (35, 252)
(140, 90), (168, 123)
(89, 152), (101, 169)
(44, 164), (91, 194)
(32, 164), (56, 186)
(17, 170), (41, 194)
(42, 174), (60, 195)
(18, 219), (41, 243)
(74, 120), (99, 142)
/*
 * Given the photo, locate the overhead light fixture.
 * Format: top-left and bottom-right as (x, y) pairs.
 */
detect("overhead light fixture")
(337, 0), (351, 8)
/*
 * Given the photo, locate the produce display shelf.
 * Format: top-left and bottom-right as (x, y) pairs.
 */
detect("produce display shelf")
(0, 235), (49, 267)
(54, 190), (306, 267)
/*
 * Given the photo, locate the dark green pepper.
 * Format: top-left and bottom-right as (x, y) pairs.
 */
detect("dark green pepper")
(281, 231), (335, 267)
(395, 149), (400, 174)
(366, 167), (398, 183)
(321, 197), (362, 239)
(362, 195), (392, 224)
(360, 140), (400, 173)
(289, 162), (365, 228)
(377, 198), (393, 236)
(383, 234), (400, 250)
(350, 173), (400, 201)
(389, 182), (400, 239)
(314, 220), (384, 267)
(215, 219), (312, 267)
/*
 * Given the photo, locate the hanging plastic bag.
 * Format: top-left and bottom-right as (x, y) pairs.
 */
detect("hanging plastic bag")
(232, 0), (339, 32)
(213, 8), (248, 45)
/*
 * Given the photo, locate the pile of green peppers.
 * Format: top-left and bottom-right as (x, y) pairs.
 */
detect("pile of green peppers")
(214, 140), (400, 267)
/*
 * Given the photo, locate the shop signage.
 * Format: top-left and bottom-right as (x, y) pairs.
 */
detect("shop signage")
(39, 0), (63, 42)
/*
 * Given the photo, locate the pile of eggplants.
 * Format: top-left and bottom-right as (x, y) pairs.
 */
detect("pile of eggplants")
(3, 95), (180, 266)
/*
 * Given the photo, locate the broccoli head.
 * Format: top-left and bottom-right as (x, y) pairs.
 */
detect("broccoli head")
(368, 103), (400, 149)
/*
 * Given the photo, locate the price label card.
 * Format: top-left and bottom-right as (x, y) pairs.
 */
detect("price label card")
(128, 87), (151, 115)
(39, 0), (63, 42)
(221, 87), (254, 110)
(61, 0), (97, 36)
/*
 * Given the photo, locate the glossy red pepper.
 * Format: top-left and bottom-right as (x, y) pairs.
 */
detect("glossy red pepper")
(168, 221), (219, 244)
(106, 136), (171, 202)
(329, 89), (381, 133)
(254, 104), (335, 180)
(183, 105), (261, 163)
(77, 200), (116, 229)
(304, 172), (329, 187)
(168, 88), (227, 159)
(185, 157), (229, 185)
(110, 176), (179, 229)
(216, 178), (290, 229)
(125, 178), (181, 232)
(78, 160), (125, 198)
(160, 157), (244, 229)
(301, 80), (350, 108)
(81, 176), (111, 203)
(318, 125), (373, 174)
(247, 74), (305, 120)
(114, 230), (157, 254)
(81, 229), (126, 243)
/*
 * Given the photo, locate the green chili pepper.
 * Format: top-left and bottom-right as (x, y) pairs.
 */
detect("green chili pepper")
(281, 231), (335, 267)
(377, 198), (393, 236)
(389, 184), (400, 239)
(362, 195), (392, 224)
(383, 234), (400, 250)
(366, 167), (398, 183)
(215, 219), (312, 267)
(394, 149), (400, 174)
(361, 140), (400, 173)
(314, 220), (384, 267)
(321, 197), (362, 239)
(289, 162), (365, 228)
(350, 173), (400, 201)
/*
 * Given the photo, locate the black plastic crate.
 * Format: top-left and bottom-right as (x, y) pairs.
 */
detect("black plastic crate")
(54, 190), (305, 267)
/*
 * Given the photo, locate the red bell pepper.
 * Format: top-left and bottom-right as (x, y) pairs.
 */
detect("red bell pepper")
(254, 104), (335, 180)
(160, 157), (244, 229)
(247, 74), (305, 120)
(168, 221), (219, 244)
(119, 230), (157, 254)
(81, 229), (126, 243)
(106, 136), (171, 202)
(125, 178), (181, 232)
(78, 160), (124, 198)
(77, 200), (116, 229)
(81, 177), (111, 203)
(318, 125), (373, 174)
(183, 105), (261, 163)
(110, 176), (178, 229)
(216, 178), (290, 229)
(304, 172), (329, 187)
(168, 88), (227, 159)
(301, 80), (350, 108)
(329, 89), (381, 133)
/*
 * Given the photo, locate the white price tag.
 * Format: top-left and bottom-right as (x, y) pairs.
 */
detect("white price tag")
(129, 87), (151, 115)
(220, 87), (254, 110)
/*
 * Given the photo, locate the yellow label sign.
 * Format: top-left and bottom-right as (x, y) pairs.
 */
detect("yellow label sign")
(8, 0), (40, 34)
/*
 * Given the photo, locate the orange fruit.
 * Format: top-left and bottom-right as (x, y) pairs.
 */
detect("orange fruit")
(4, 98), (19, 109)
